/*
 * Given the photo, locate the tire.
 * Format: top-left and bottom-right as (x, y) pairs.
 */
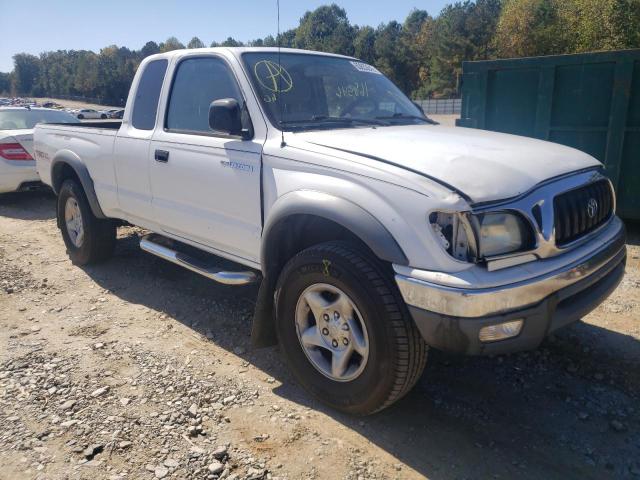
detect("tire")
(100, 114), (107, 119)
(77, 114), (84, 119)
(57, 179), (116, 265)
(275, 241), (428, 415)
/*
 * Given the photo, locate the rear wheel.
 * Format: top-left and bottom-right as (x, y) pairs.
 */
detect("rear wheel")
(57, 179), (116, 265)
(77, 114), (84, 119)
(275, 241), (428, 415)
(100, 114), (107, 119)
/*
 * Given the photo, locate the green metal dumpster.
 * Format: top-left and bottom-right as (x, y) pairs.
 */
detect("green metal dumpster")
(456, 49), (640, 220)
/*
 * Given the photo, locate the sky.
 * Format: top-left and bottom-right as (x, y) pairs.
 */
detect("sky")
(0, 0), (451, 72)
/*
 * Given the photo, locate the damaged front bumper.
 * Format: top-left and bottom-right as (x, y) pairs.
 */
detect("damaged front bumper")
(395, 217), (627, 355)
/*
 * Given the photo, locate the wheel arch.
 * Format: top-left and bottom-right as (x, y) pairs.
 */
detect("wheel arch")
(261, 191), (408, 274)
(252, 191), (408, 347)
(51, 151), (106, 220)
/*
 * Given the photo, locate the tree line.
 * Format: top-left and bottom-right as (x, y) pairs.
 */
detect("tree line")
(2, 0), (639, 104)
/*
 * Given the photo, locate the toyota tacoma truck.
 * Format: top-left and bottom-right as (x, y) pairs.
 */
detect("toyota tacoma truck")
(33, 47), (626, 415)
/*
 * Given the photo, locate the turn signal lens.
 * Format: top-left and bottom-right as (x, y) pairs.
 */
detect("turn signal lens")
(0, 142), (33, 161)
(478, 320), (523, 343)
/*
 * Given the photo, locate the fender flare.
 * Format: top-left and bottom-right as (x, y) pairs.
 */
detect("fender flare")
(261, 190), (408, 269)
(51, 151), (107, 219)
(251, 191), (408, 348)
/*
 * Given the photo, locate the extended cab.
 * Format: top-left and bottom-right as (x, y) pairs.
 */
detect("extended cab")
(34, 48), (626, 415)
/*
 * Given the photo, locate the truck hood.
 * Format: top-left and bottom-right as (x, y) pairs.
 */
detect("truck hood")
(291, 125), (601, 203)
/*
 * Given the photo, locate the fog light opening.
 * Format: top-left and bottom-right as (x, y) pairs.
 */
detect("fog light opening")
(478, 320), (524, 343)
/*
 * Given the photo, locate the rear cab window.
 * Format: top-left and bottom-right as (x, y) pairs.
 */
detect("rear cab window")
(132, 59), (168, 130)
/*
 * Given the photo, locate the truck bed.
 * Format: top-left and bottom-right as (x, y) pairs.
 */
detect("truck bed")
(34, 121), (121, 206)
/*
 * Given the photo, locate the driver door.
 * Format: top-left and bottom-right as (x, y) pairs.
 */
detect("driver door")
(149, 55), (263, 264)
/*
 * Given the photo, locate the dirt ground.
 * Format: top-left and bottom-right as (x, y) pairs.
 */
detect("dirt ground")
(0, 191), (638, 480)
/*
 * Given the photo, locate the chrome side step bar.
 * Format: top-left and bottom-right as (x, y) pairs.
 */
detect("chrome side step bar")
(140, 234), (259, 286)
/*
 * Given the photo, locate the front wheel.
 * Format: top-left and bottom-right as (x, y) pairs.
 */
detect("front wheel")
(275, 242), (428, 415)
(57, 179), (116, 265)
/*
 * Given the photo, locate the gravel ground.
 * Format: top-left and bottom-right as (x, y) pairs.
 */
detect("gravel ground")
(0, 190), (639, 480)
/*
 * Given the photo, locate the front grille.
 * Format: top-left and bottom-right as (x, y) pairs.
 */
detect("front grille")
(554, 180), (613, 246)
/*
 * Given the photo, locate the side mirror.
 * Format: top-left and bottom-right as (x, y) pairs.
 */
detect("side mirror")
(208, 98), (244, 137)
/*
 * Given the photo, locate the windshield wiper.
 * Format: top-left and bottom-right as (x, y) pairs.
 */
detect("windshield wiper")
(310, 115), (388, 126)
(375, 113), (439, 125)
(278, 116), (388, 131)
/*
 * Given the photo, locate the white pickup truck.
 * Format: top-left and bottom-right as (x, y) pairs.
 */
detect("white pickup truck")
(34, 47), (626, 415)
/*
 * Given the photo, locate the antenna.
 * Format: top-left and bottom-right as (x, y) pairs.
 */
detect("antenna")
(277, 0), (286, 147)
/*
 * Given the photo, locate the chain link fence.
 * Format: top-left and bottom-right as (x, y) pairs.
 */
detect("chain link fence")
(415, 98), (461, 115)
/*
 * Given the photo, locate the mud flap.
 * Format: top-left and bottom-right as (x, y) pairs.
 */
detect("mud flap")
(251, 276), (278, 348)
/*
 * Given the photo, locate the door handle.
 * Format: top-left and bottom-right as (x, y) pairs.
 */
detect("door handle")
(154, 150), (169, 163)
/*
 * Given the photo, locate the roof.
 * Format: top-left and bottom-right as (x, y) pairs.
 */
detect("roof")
(147, 46), (357, 62)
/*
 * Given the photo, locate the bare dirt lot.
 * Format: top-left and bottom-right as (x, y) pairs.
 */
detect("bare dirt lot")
(0, 191), (639, 480)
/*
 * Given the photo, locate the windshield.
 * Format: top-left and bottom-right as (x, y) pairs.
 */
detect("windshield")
(0, 109), (79, 130)
(242, 52), (428, 131)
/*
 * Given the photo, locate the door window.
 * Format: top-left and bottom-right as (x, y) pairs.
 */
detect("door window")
(166, 57), (243, 133)
(132, 59), (168, 130)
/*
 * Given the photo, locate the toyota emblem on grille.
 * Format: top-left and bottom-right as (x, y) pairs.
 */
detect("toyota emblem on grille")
(587, 198), (598, 218)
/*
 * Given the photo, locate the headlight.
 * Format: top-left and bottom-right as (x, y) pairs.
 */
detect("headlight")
(430, 211), (533, 263)
(475, 212), (532, 258)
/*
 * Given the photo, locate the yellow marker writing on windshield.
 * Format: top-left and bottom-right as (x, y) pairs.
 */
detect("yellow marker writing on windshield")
(254, 60), (293, 93)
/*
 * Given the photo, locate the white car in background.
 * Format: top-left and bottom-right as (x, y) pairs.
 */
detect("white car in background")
(0, 107), (79, 193)
(76, 108), (108, 120)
